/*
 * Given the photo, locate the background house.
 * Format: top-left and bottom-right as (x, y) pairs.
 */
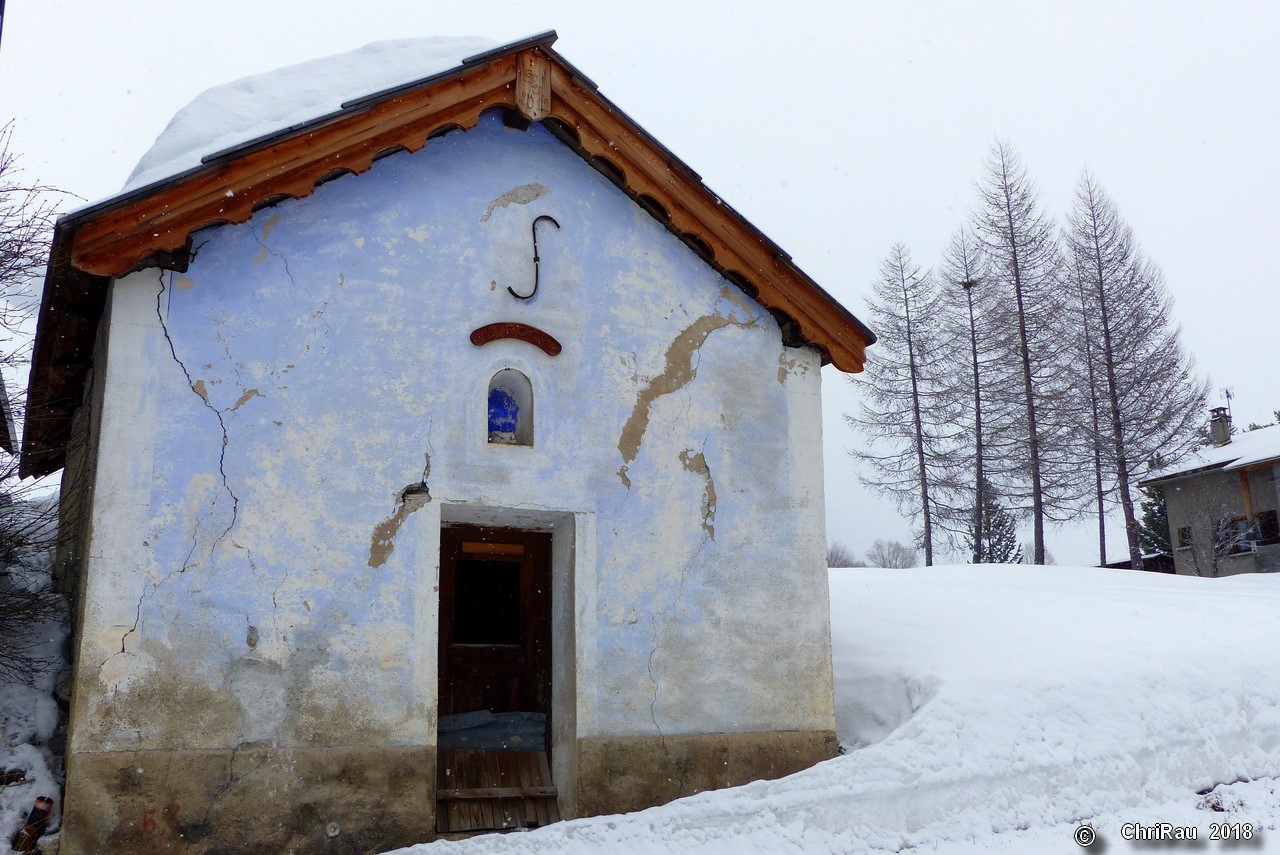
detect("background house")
(21, 33), (874, 853)
(1142, 408), (1280, 576)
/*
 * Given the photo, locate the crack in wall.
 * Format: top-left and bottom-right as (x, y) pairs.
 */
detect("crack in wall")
(156, 272), (241, 549)
(270, 567), (287, 644)
(645, 617), (674, 791)
(111, 272), (245, 661)
(121, 213), (317, 657)
(185, 743), (243, 852)
(617, 311), (756, 488)
(645, 529), (709, 801)
(252, 216), (335, 354)
(250, 213), (282, 263)
(644, 438), (718, 800)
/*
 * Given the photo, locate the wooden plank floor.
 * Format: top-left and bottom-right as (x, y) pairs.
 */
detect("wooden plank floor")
(437, 749), (560, 834)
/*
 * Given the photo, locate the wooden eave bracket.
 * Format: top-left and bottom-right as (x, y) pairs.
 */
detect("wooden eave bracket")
(514, 51), (552, 121)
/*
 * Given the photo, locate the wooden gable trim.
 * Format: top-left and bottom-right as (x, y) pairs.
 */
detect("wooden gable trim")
(542, 64), (869, 372)
(24, 39), (873, 477)
(70, 55), (520, 276)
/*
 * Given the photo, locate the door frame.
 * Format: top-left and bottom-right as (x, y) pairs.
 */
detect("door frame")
(434, 504), (588, 819)
(438, 524), (553, 722)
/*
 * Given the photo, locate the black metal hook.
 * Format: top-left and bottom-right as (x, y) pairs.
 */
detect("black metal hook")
(508, 214), (561, 300)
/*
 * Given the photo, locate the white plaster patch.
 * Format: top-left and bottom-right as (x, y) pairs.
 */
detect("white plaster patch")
(404, 226), (431, 244)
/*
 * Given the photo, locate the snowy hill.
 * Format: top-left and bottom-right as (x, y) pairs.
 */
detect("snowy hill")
(403, 565), (1280, 854)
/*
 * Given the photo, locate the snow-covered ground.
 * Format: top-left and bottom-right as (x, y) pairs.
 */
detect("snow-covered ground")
(0, 498), (65, 854)
(403, 564), (1280, 854)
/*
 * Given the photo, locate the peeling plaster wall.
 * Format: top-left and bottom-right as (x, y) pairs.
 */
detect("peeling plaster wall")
(68, 113), (834, 774)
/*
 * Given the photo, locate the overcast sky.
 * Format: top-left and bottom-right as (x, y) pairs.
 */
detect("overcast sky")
(2, 1), (1277, 564)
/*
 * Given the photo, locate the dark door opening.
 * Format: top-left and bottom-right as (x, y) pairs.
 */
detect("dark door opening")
(437, 524), (558, 834)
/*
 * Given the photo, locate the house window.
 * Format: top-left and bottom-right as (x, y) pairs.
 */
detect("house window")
(1257, 509), (1280, 546)
(487, 369), (533, 446)
(1223, 516), (1254, 554)
(1176, 526), (1193, 550)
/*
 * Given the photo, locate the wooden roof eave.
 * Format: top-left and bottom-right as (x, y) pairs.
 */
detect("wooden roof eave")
(23, 38), (874, 477)
(1140, 461), (1233, 488)
(70, 56), (523, 276)
(64, 46), (871, 371)
(541, 62), (872, 372)
(20, 225), (110, 478)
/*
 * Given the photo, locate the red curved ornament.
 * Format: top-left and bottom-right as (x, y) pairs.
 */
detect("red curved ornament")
(469, 322), (563, 357)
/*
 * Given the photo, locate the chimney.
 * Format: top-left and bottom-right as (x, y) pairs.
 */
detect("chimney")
(1209, 406), (1232, 446)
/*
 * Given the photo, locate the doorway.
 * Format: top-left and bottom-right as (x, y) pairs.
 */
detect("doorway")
(437, 525), (559, 833)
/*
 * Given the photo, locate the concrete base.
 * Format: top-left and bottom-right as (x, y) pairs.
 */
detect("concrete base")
(576, 730), (838, 816)
(60, 745), (435, 855)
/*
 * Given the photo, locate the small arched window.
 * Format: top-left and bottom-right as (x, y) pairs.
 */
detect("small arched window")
(488, 369), (533, 446)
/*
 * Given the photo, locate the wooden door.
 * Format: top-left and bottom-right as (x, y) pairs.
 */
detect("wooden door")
(438, 526), (552, 718)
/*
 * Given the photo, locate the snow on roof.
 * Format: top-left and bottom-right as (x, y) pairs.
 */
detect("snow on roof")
(1145, 421), (1280, 482)
(123, 37), (496, 193)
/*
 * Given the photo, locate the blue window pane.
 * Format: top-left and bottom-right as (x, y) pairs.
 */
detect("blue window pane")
(488, 387), (519, 436)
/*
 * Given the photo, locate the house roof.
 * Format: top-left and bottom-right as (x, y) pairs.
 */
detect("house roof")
(0, 371), (15, 455)
(1141, 422), (1280, 486)
(21, 31), (875, 479)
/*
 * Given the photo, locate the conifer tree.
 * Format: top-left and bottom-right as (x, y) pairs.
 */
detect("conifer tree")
(848, 244), (958, 565)
(1065, 173), (1208, 570)
(971, 142), (1075, 564)
(1137, 486), (1170, 555)
(967, 478), (1023, 564)
(933, 226), (1029, 559)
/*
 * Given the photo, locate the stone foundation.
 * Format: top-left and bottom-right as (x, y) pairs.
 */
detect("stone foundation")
(576, 730), (838, 816)
(59, 730), (836, 852)
(60, 745), (435, 855)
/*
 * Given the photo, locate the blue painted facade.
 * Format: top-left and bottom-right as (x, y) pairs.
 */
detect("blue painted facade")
(72, 112), (835, 793)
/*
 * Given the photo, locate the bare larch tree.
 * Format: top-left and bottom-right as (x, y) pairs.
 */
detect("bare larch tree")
(934, 226), (1021, 560)
(848, 244), (956, 565)
(971, 142), (1073, 564)
(1065, 172), (1208, 569)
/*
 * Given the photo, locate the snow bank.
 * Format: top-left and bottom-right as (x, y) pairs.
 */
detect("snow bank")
(394, 565), (1280, 853)
(123, 36), (495, 193)
(0, 646), (63, 852)
(0, 496), (65, 852)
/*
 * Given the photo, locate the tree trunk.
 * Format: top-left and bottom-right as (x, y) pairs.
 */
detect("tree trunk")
(901, 262), (934, 565)
(1073, 272), (1108, 564)
(965, 285), (984, 563)
(997, 160), (1046, 564)
(1085, 188), (1143, 572)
